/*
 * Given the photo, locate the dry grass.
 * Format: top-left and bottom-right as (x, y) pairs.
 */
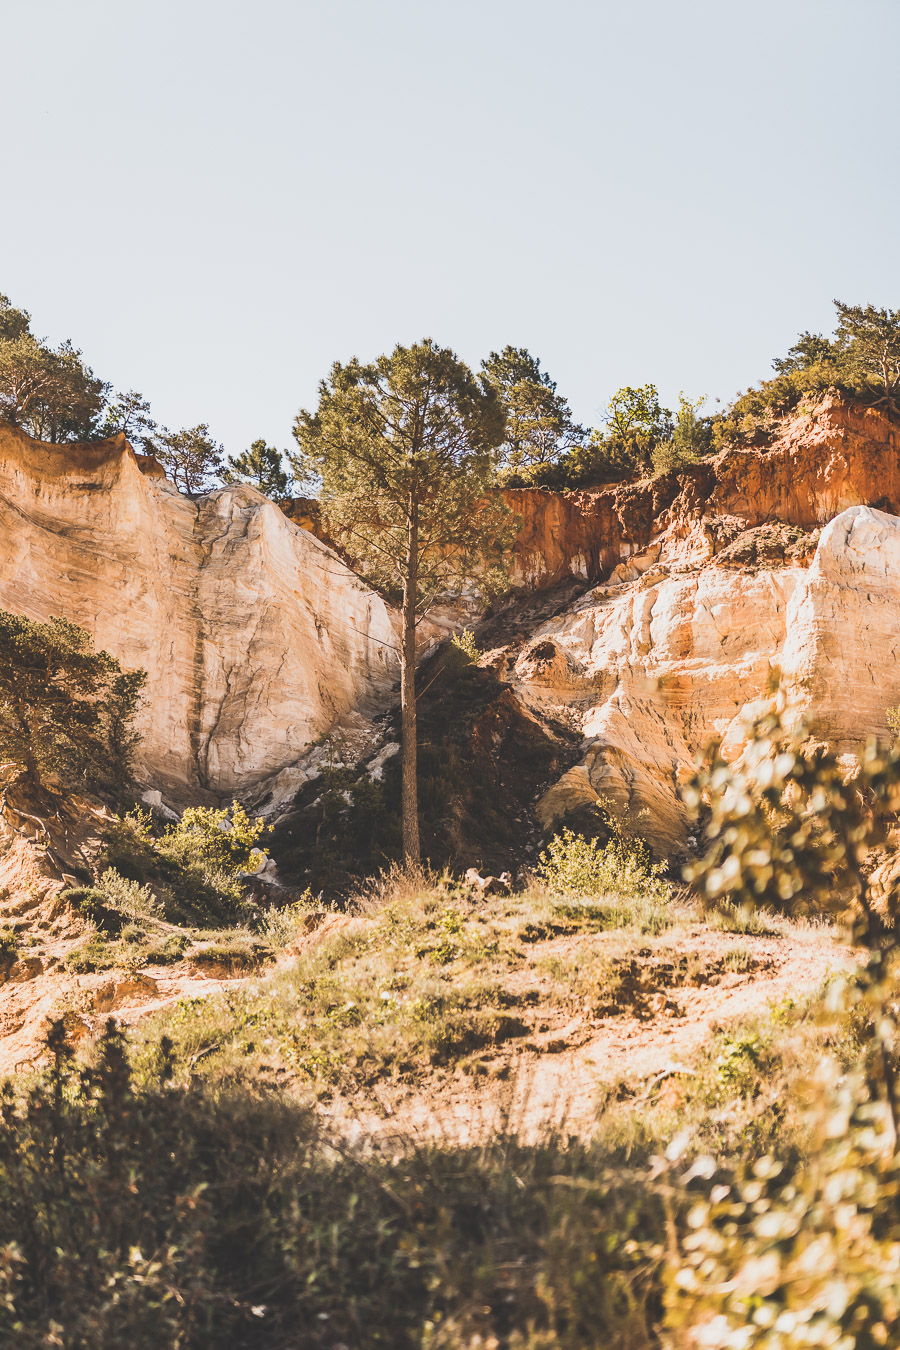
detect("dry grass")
(0, 866), (870, 1348)
(123, 868), (858, 1166)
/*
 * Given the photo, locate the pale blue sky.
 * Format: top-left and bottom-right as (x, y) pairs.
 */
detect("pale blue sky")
(3, 0), (897, 454)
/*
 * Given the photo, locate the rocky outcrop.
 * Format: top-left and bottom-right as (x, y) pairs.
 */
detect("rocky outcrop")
(506, 505), (900, 855)
(2, 395), (899, 862)
(0, 423), (398, 802)
(505, 397), (900, 589)
(278, 395), (900, 610)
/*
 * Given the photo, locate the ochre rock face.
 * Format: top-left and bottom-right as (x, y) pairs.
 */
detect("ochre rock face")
(505, 397), (900, 589)
(486, 398), (900, 853)
(0, 424), (398, 801)
(510, 505), (900, 855)
(3, 397), (900, 856)
(781, 505), (900, 744)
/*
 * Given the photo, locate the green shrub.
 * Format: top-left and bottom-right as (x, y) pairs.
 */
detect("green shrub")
(167, 801), (268, 874)
(437, 627), (484, 683)
(142, 932), (189, 965)
(0, 926), (18, 975)
(101, 807), (160, 882)
(62, 867), (160, 935)
(705, 899), (777, 935)
(450, 627), (480, 663)
(64, 933), (114, 973)
(189, 933), (271, 972)
(101, 803), (270, 927)
(714, 1029), (771, 1092)
(709, 363), (843, 448)
(670, 703), (900, 1343)
(258, 890), (321, 946)
(535, 825), (673, 933)
(538, 825), (670, 906)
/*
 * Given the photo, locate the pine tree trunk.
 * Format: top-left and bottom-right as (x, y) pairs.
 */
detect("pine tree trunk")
(400, 500), (421, 864)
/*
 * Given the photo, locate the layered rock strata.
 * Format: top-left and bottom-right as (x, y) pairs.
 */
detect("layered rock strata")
(2, 397), (899, 855)
(283, 398), (900, 592)
(507, 505), (900, 854)
(0, 424), (398, 801)
(505, 397), (900, 589)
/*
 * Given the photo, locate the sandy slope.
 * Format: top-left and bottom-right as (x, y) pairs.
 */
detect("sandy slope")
(323, 918), (856, 1143)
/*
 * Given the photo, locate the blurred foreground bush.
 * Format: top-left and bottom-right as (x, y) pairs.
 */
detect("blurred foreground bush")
(670, 704), (900, 1346)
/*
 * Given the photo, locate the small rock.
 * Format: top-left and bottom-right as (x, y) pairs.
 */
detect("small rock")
(464, 868), (511, 895)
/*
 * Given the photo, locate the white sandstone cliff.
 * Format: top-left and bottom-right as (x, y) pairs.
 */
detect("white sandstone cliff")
(510, 505), (900, 854)
(0, 424), (398, 802)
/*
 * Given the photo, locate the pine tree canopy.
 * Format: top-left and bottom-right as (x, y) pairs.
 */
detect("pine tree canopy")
(293, 337), (514, 862)
(481, 345), (585, 472)
(0, 610), (146, 794)
(222, 439), (292, 499)
(293, 338), (511, 607)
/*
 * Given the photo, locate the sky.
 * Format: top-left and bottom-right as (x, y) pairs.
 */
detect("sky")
(2, 0), (898, 455)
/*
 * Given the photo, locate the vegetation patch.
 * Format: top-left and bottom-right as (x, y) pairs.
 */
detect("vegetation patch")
(536, 822), (674, 933)
(0, 608), (145, 796)
(269, 656), (579, 894)
(0, 926), (19, 979)
(100, 802), (268, 926)
(0, 1019), (671, 1350)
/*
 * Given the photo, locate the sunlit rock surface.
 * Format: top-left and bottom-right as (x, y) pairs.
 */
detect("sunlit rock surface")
(510, 506), (900, 854)
(0, 424), (398, 802)
(2, 397), (900, 851)
(502, 396), (900, 589)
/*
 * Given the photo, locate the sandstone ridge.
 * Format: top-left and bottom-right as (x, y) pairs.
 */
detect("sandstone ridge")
(2, 399), (899, 856)
(506, 396), (900, 588)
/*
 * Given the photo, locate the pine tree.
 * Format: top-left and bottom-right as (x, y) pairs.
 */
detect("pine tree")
(101, 390), (158, 453)
(155, 424), (223, 494)
(222, 439), (291, 499)
(481, 346), (585, 472)
(0, 609), (146, 793)
(0, 294), (108, 443)
(834, 300), (900, 418)
(293, 339), (511, 862)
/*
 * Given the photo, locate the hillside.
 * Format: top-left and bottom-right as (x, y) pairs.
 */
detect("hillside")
(1, 395), (899, 1346)
(2, 395), (899, 882)
(269, 395), (900, 885)
(0, 393), (894, 1061)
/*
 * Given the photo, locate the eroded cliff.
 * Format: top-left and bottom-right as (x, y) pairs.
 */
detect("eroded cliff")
(505, 395), (900, 588)
(2, 397), (899, 869)
(500, 506), (900, 854)
(0, 423), (398, 803)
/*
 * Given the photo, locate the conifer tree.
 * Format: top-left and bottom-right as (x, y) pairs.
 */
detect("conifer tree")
(222, 439), (291, 499)
(101, 390), (158, 453)
(155, 423), (223, 494)
(293, 339), (510, 862)
(481, 345), (585, 472)
(834, 300), (900, 418)
(0, 610), (146, 793)
(0, 295), (108, 443)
